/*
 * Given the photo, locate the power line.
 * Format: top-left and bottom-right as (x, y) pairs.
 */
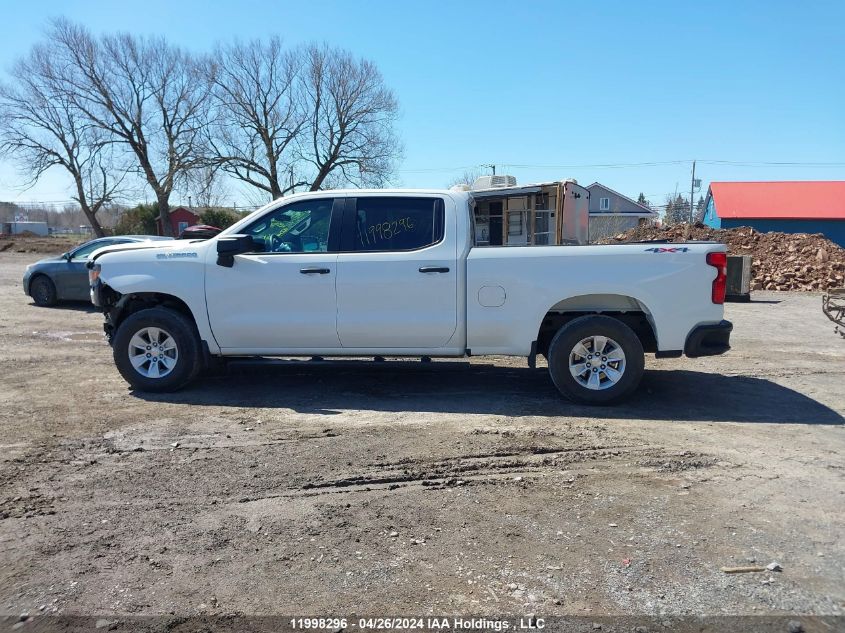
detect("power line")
(397, 158), (845, 174)
(396, 165), (479, 173)
(396, 161), (690, 173)
(502, 160), (691, 170)
(697, 159), (845, 167)
(533, 159), (845, 168)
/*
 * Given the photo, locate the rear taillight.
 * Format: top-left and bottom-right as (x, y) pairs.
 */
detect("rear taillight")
(706, 252), (727, 304)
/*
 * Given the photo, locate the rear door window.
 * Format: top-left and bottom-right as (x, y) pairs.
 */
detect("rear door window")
(349, 197), (444, 252)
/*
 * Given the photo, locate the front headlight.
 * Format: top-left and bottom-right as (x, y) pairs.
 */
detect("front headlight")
(88, 263), (101, 285)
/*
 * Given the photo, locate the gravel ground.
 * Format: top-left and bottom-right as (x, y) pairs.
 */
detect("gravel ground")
(0, 251), (843, 625)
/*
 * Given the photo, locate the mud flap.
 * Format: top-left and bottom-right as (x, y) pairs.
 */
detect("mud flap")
(528, 340), (538, 369)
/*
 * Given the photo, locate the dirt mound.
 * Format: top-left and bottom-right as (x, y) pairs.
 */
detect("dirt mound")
(0, 235), (80, 255)
(603, 223), (845, 291)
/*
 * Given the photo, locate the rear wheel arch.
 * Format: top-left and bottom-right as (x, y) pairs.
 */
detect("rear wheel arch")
(536, 293), (658, 358)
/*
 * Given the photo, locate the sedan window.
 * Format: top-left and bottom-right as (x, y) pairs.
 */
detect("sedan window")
(70, 240), (113, 260)
(69, 238), (134, 260)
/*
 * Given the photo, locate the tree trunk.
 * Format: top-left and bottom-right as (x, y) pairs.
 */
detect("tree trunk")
(270, 179), (282, 199)
(157, 195), (173, 236)
(309, 165), (332, 192)
(80, 205), (106, 238)
(73, 181), (106, 237)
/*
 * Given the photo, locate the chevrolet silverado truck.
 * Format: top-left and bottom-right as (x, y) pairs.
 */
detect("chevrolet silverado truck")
(89, 186), (732, 404)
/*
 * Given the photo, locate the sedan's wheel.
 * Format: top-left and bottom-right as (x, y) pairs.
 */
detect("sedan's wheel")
(548, 315), (644, 405)
(113, 307), (201, 392)
(30, 276), (57, 307)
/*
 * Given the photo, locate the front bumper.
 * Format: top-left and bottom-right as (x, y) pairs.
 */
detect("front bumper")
(89, 277), (119, 310)
(22, 269), (32, 296)
(684, 320), (733, 357)
(90, 278), (104, 307)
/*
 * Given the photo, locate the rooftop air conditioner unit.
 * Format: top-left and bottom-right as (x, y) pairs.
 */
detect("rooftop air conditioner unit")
(471, 175), (517, 190)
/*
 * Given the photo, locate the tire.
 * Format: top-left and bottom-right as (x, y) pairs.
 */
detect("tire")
(547, 315), (645, 405)
(112, 307), (201, 392)
(30, 275), (57, 307)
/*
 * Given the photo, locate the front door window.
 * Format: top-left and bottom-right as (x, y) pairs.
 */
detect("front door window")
(243, 199), (335, 254)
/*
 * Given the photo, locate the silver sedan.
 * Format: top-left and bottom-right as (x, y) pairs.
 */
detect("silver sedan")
(23, 235), (172, 306)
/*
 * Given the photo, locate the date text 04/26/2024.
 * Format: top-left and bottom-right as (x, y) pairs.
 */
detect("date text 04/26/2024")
(289, 618), (545, 631)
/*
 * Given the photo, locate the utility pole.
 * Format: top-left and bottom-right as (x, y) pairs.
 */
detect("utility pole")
(482, 163), (496, 175)
(689, 160), (696, 223)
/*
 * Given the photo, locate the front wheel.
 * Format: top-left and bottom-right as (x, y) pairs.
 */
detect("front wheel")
(112, 307), (201, 392)
(30, 276), (57, 307)
(547, 315), (645, 405)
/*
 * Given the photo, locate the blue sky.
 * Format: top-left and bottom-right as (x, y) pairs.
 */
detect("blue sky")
(1, 0), (844, 209)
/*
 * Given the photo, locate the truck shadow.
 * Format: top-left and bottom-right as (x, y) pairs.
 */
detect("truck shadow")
(136, 360), (844, 425)
(30, 301), (99, 313)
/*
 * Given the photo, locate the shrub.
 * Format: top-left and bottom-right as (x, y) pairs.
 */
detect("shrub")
(199, 208), (239, 229)
(114, 203), (159, 235)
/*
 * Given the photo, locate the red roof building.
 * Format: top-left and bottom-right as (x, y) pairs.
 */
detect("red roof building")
(703, 181), (845, 247)
(156, 206), (199, 236)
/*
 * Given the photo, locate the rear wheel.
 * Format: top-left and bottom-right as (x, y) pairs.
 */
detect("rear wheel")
(547, 315), (644, 405)
(30, 276), (57, 307)
(112, 307), (201, 392)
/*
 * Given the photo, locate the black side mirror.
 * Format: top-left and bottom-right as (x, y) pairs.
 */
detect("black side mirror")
(216, 234), (253, 267)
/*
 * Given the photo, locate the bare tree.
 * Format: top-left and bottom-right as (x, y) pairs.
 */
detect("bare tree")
(447, 169), (482, 188)
(48, 19), (214, 235)
(208, 37), (306, 200)
(588, 214), (652, 243)
(302, 45), (401, 191)
(208, 40), (402, 198)
(185, 165), (230, 209)
(0, 43), (126, 237)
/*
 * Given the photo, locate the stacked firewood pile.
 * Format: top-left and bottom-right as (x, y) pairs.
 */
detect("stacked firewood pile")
(603, 223), (845, 291)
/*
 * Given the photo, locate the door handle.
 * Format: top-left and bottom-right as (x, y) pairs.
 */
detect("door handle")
(419, 266), (450, 273)
(300, 267), (331, 275)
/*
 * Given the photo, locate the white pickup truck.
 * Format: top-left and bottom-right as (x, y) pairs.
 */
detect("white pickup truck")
(89, 187), (732, 404)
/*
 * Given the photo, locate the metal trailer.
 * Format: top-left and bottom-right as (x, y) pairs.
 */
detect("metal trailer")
(822, 289), (845, 338)
(3, 221), (49, 236)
